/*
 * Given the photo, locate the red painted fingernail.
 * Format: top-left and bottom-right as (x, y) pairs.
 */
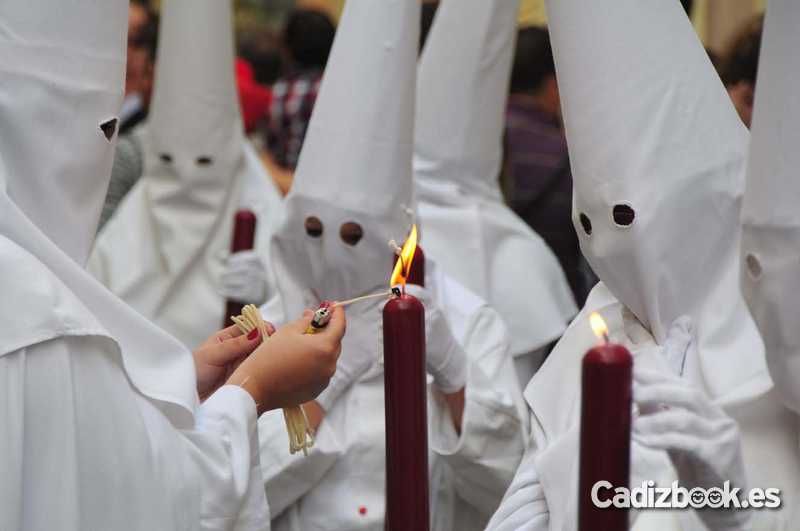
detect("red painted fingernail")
(247, 328), (260, 341)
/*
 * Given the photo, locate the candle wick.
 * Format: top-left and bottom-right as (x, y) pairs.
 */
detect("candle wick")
(603, 332), (610, 344)
(388, 239), (402, 255)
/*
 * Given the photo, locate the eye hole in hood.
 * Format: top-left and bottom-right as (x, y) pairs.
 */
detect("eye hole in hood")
(99, 118), (118, 142)
(305, 216), (323, 238)
(579, 212), (592, 236)
(745, 253), (763, 281)
(612, 204), (636, 227)
(160, 153), (173, 164)
(340, 222), (363, 246)
(196, 156), (213, 166)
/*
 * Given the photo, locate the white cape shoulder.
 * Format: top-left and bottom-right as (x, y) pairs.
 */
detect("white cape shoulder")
(0, 235), (108, 357)
(523, 282), (620, 437)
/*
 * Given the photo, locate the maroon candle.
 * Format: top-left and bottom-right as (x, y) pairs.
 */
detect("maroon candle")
(383, 293), (429, 531)
(383, 225), (429, 531)
(223, 209), (257, 327)
(578, 313), (632, 531)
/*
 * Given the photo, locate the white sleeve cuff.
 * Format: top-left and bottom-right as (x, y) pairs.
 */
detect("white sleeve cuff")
(202, 385), (258, 425)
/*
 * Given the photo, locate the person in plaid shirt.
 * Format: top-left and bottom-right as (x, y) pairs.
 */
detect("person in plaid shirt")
(262, 9), (335, 173)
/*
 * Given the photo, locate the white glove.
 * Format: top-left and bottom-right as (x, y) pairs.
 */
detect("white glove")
(220, 250), (268, 305)
(633, 319), (750, 531)
(406, 284), (468, 394)
(484, 448), (550, 531)
(315, 300), (381, 411)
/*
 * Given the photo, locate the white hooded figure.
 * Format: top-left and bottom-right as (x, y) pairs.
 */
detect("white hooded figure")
(0, 0), (270, 529)
(256, 1), (526, 530)
(486, 1), (800, 530)
(89, 0), (284, 349)
(414, 0), (577, 383)
(741, 0), (800, 417)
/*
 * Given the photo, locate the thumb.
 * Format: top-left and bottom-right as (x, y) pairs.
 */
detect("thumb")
(318, 304), (346, 342)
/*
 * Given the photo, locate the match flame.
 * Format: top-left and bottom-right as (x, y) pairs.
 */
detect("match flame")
(390, 224), (418, 289)
(590, 312), (609, 342)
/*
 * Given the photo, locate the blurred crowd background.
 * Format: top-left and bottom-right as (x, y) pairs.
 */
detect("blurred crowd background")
(122, 0), (766, 306)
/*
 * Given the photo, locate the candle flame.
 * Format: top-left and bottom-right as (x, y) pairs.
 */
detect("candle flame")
(590, 312), (609, 342)
(390, 224), (418, 289)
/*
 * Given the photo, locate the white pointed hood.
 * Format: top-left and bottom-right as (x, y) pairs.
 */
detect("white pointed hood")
(740, 0), (800, 409)
(0, 0), (124, 265)
(142, 0), (244, 272)
(547, 0), (769, 400)
(414, 0), (517, 200)
(271, 0), (419, 317)
(413, 0), (577, 356)
(0, 0), (196, 426)
(91, 0), (284, 349)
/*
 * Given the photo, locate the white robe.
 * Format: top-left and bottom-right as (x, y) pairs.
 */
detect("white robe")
(0, 236), (269, 531)
(487, 283), (800, 531)
(258, 263), (528, 531)
(89, 141), (283, 350)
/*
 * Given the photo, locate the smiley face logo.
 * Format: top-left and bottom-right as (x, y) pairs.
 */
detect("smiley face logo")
(689, 488), (706, 509)
(705, 488), (724, 509)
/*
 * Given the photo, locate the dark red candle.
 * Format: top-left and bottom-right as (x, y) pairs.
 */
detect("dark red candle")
(383, 293), (429, 531)
(383, 225), (429, 531)
(578, 316), (632, 531)
(223, 209), (257, 327)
